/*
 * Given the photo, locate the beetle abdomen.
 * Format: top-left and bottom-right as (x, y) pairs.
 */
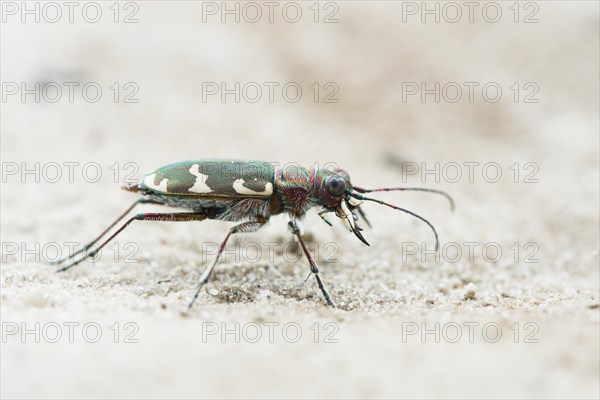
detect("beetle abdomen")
(137, 159), (275, 198)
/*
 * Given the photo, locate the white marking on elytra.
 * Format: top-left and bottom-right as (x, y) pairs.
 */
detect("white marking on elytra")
(188, 164), (213, 194)
(233, 179), (273, 196)
(144, 173), (168, 192)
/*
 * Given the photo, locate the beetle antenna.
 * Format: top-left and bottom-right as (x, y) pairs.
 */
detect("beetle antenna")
(353, 186), (454, 211)
(350, 192), (440, 251)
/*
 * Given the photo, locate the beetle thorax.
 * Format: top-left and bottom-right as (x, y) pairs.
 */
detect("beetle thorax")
(273, 166), (315, 218)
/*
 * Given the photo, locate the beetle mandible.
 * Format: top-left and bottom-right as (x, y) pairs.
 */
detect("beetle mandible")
(53, 159), (454, 308)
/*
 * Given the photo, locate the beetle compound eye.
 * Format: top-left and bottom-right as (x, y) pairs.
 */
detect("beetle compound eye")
(325, 176), (347, 197)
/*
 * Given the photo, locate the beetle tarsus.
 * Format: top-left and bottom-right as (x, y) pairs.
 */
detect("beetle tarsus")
(313, 272), (337, 308)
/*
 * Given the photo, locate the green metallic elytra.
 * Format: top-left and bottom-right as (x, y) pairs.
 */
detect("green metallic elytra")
(141, 159), (275, 198)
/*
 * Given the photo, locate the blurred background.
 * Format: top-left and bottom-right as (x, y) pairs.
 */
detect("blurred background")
(1, 1), (599, 399)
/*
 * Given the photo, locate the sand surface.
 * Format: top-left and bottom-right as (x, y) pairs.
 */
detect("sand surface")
(1, 2), (599, 399)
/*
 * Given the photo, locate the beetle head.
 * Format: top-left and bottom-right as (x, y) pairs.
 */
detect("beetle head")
(312, 168), (370, 246)
(312, 168), (350, 207)
(312, 168), (454, 249)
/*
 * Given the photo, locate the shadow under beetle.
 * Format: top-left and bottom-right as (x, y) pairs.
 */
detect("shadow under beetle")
(53, 159), (454, 309)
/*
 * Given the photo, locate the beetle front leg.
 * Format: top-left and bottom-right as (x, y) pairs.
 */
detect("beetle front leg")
(187, 218), (267, 309)
(288, 221), (337, 308)
(318, 209), (334, 227)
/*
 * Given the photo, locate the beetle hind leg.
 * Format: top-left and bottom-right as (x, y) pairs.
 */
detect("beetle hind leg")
(56, 211), (208, 272)
(51, 198), (161, 266)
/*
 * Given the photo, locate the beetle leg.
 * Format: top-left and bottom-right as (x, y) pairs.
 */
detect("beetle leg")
(55, 212), (208, 272)
(288, 221), (337, 308)
(318, 210), (334, 227)
(187, 218), (267, 309)
(51, 198), (162, 266)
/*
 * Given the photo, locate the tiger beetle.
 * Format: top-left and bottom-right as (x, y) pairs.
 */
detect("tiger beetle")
(52, 159), (454, 309)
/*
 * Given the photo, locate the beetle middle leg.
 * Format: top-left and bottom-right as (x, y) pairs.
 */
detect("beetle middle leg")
(187, 218), (267, 309)
(288, 220), (337, 308)
(56, 212), (208, 272)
